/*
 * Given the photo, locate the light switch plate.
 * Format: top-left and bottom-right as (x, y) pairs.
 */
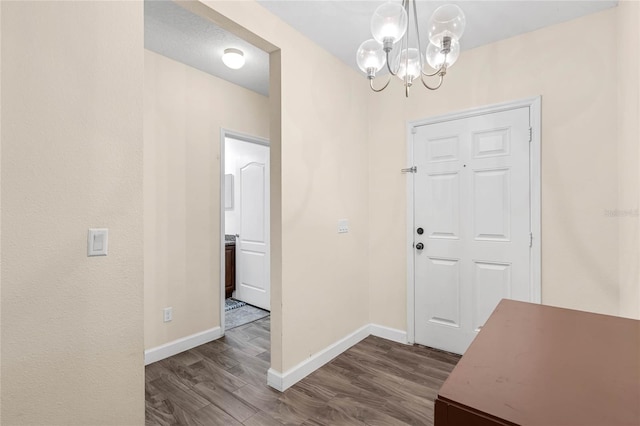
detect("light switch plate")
(88, 228), (108, 256)
(337, 219), (349, 234)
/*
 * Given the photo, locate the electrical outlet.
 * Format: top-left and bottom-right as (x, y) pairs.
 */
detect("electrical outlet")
(337, 219), (349, 233)
(163, 307), (173, 323)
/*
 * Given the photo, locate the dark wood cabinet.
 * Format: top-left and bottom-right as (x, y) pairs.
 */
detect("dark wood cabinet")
(225, 244), (235, 298)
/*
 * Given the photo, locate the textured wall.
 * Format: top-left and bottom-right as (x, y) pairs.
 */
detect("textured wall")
(144, 50), (269, 350)
(0, 1), (3, 422)
(368, 8), (624, 330)
(1, 1), (144, 424)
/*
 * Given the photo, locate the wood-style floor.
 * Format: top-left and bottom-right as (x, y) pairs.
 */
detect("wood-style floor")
(145, 317), (461, 425)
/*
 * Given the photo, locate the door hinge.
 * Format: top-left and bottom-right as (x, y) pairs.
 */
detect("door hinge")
(529, 232), (533, 248)
(401, 166), (417, 174)
(528, 127), (532, 143)
(411, 127), (417, 135)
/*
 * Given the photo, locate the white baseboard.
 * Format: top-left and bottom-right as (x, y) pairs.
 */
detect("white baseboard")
(369, 324), (408, 344)
(267, 324), (371, 391)
(146, 322), (408, 390)
(144, 326), (223, 365)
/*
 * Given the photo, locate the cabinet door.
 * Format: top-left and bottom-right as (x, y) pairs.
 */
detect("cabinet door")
(225, 245), (235, 298)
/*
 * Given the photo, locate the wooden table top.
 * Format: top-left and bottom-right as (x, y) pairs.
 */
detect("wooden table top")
(438, 299), (640, 426)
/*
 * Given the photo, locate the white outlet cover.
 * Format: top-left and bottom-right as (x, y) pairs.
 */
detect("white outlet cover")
(337, 219), (349, 233)
(163, 307), (173, 322)
(87, 228), (108, 256)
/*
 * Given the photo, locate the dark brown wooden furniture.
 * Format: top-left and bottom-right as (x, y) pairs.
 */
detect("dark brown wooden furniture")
(435, 299), (640, 426)
(224, 243), (235, 298)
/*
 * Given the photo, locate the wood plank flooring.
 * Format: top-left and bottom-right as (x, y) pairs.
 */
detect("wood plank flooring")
(145, 317), (461, 425)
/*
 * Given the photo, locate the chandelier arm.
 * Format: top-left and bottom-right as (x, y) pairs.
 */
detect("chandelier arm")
(370, 76), (391, 92)
(386, 50), (398, 77)
(422, 64), (446, 77)
(420, 73), (445, 91)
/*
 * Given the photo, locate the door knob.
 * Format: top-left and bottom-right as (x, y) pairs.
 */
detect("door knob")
(416, 242), (424, 250)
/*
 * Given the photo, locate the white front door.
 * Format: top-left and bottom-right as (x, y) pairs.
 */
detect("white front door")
(234, 142), (270, 311)
(413, 107), (532, 354)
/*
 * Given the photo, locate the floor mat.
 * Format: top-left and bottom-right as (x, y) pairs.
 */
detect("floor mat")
(225, 298), (246, 312)
(225, 304), (269, 330)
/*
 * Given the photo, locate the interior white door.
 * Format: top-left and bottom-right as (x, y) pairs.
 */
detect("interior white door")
(414, 107), (531, 354)
(235, 145), (270, 311)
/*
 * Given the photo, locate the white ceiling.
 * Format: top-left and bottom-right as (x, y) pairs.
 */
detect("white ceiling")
(144, 1), (618, 97)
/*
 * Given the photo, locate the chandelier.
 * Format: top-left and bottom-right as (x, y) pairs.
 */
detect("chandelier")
(355, 1), (466, 97)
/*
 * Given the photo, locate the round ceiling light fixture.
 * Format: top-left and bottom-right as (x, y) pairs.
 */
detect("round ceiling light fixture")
(222, 48), (245, 70)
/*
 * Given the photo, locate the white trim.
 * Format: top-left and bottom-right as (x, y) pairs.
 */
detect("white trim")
(222, 129), (270, 147)
(267, 323), (409, 391)
(267, 324), (370, 391)
(529, 97), (542, 303)
(408, 96), (542, 128)
(143, 322), (409, 390)
(144, 326), (223, 365)
(370, 324), (408, 344)
(406, 122), (416, 344)
(406, 96), (543, 344)
(220, 128), (227, 334)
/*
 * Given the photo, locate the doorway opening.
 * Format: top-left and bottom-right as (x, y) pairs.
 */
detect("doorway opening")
(221, 131), (271, 332)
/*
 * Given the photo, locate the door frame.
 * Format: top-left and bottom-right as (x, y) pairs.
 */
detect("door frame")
(405, 96), (542, 344)
(219, 128), (270, 334)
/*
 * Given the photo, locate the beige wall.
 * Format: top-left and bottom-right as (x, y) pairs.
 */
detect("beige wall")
(187, 1), (371, 372)
(268, 50), (283, 372)
(369, 8), (625, 330)
(0, 1), (3, 423)
(0, 1), (3, 422)
(617, 0), (640, 319)
(1, 2), (144, 425)
(144, 50), (269, 349)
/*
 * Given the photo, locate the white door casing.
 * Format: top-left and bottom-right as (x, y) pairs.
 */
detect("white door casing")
(235, 144), (270, 311)
(408, 98), (541, 354)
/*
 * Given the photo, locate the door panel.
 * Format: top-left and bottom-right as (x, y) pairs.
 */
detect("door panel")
(428, 136), (459, 162)
(240, 163), (266, 242)
(473, 168), (510, 241)
(426, 257), (461, 328)
(427, 172), (460, 239)
(472, 261), (511, 332)
(414, 107), (531, 354)
(473, 128), (510, 158)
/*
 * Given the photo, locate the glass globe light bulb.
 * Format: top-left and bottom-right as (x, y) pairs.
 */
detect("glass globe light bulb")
(426, 38), (460, 70)
(427, 4), (466, 46)
(356, 39), (386, 75)
(371, 2), (408, 46)
(393, 48), (421, 81)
